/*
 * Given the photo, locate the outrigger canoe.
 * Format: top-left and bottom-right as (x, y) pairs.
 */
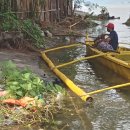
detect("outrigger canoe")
(41, 42), (130, 102)
(86, 41), (130, 80)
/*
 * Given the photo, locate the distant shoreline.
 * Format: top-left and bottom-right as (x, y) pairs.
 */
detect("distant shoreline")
(75, 10), (87, 16)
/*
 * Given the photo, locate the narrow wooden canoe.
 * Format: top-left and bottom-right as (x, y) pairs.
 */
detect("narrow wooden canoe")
(86, 42), (130, 80)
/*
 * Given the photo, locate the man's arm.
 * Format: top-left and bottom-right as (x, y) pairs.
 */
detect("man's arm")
(104, 37), (111, 42)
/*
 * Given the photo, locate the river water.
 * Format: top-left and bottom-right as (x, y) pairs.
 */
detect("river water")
(45, 6), (130, 130)
(47, 44), (130, 130)
(5, 6), (130, 130)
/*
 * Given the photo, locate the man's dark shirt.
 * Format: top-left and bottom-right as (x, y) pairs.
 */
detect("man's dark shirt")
(109, 30), (118, 50)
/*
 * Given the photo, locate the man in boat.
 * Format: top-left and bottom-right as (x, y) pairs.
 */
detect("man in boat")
(94, 23), (119, 51)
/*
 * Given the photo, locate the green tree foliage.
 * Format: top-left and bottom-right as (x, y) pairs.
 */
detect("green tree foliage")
(0, 0), (11, 12)
(0, 12), (19, 31)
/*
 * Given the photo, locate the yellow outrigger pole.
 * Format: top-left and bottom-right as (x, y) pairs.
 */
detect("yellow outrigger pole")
(41, 42), (107, 102)
(44, 43), (82, 53)
(41, 49), (92, 102)
(55, 53), (105, 69)
(80, 82), (130, 98)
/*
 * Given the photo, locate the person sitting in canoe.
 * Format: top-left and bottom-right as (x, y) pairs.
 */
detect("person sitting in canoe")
(94, 23), (119, 51)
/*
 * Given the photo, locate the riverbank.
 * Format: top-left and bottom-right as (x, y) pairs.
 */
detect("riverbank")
(0, 49), (67, 128)
(0, 49), (44, 75)
(0, 14), (99, 129)
(0, 48), (91, 130)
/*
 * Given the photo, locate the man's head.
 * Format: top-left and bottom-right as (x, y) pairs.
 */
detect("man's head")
(105, 23), (114, 32)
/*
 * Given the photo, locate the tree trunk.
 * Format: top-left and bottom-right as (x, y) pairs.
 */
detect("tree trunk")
(56, 0), (60, 22)
(45, 0), (50, 23)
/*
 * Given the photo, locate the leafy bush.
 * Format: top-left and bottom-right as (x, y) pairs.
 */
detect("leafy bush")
(0, 0), (11, 13)
(22, 19), (44, 48)
(0, 12), (19, 31)
(0, 12), (45, 48)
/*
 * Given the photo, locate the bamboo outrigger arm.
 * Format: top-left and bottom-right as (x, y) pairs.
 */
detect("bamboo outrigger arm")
(81, 82), (130, 97)
(41, 52), (92, 102)
(56, 53), (105, 69)
(44, 43), (82, 53)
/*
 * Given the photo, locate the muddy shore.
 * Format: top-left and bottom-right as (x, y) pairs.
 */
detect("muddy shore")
(0, 49), (46, 76)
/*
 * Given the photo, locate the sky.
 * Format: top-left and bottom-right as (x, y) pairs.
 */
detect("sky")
(84, 0), (130, 7)
(81, 0), (130, 16)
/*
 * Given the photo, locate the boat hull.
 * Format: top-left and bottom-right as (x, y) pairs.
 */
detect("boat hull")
(87, 45), (130, 80)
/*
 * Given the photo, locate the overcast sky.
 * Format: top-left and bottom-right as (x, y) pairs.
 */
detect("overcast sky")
(85, 0), (130, 7)
(81, 0), (130, 16)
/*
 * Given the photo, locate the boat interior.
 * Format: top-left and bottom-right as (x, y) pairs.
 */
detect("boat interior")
(112, 47), (130, 63)
(89, 44), (130, 64)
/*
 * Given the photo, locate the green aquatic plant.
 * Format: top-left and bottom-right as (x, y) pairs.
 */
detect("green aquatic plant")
(0, 61), (45, 99)
(0, 0), (11, 13)
(0, 60), (65, 99)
